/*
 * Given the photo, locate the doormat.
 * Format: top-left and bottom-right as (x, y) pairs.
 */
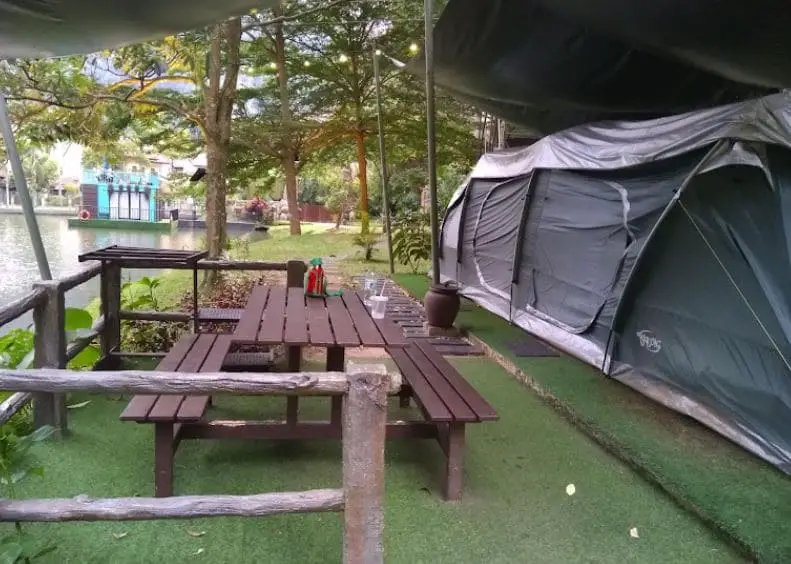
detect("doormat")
(505, 336), (559, 357)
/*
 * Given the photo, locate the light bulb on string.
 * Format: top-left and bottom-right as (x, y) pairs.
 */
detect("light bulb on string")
(269, 62), (277, 70)
(375, 49), (382, 56)
(304, 60), (311, 67)
(338, 54), (349, 63)
(409, 42), (419, 53)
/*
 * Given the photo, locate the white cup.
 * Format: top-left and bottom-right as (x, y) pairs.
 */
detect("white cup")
(370, 296), (388, 319)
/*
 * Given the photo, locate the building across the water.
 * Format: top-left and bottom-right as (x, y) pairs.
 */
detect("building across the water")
(78, 166), (162, 222)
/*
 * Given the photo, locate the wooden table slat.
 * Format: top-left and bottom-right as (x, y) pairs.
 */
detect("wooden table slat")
(119, 395), (159, 421)
(177, 395), (211, 421)
(233, 285), (269, 342)
(147, 395), (186, 421)
(306, 298), (335, 346)
(284, 288), (309, 345)
(175, 334), (220, 421)
(389, 349), (452, 422)
(325, 296), (360, 347)
(351, 291), (408, 347)
(155, 335), (197, 372)
(404, 345), (477, 422)
(177, 334), (216, 373)
(414, 340), (498, 421)
(257, 287), (287, 344)
(202, 335), (233, 372)
(341, 293), (385, 347)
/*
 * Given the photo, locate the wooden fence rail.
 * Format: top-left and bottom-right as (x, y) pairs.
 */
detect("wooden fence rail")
(0, 365), (390, 564)
(0, 288), (43, 327)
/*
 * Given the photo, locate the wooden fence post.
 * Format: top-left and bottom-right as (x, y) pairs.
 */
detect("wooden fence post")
(286, 260), (305, 382)
(100, 262), (122, 369)
(31, 281), (67, 433)
(286, 260), (305, 289)
(343, 364), (387, 564)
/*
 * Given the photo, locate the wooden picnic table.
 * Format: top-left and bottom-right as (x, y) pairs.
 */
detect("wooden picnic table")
(119, 286), (497, 500)
(231, 285), (408, 426)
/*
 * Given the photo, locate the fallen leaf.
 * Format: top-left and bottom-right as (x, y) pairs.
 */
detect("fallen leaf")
(67, 400), (91, 409)
(112, 532), (128, 540)
(565, 483), (576, 496)
(193, 548), (205, 556)
(629, 527), (639, 539)
(187, 530), (206, 538)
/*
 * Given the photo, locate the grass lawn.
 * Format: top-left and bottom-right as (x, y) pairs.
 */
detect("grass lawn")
(9, 358), (739, 563)
(395, 273), (791, 563)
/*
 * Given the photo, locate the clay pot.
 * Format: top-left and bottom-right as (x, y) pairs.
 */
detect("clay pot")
(424, 282), (461, 328)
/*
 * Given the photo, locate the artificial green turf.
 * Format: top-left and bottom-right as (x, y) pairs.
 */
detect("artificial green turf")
(7, 359), (739, 563)
(396, 273), (791, 563)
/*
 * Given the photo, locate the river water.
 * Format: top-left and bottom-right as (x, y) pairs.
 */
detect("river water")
(0, 214), (199, 332)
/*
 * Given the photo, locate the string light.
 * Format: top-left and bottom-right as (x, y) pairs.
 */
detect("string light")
(338, 54), (349, 63)
(303, 60), (311, 67)
(268, 62), (277, 70)
(375, 49), (382, 56)
(409, 42), (419, 53)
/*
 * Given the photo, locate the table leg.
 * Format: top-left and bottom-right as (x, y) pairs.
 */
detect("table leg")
(399, 387), (411, 408)
(287, 346), (301, 425)
(443, 423), (466, 501)
(327, 346), (345, 427)
(154, 423), (175, 497)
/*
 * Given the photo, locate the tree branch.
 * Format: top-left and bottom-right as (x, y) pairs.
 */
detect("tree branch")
(242, 0), (355, 32)
(5, 95), (94, 111)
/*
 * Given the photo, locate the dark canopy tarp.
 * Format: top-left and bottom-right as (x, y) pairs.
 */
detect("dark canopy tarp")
(424, 0), (791, 136)
(0, 0), (277, 58)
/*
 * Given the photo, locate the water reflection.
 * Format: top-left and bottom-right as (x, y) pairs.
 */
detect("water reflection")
(1, 214), (200, 331)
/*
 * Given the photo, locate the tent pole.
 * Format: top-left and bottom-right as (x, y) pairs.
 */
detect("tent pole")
(373, 45), (394, 275)
(424, 0), (440, 285)
(602, 139), (728, 374)
(0, 92), (52, 280)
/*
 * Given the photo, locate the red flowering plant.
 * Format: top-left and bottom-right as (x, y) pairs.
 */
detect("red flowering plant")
(245, 197), (271, 223)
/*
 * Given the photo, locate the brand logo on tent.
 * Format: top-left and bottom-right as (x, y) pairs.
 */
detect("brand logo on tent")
(636, 330), (662, 353)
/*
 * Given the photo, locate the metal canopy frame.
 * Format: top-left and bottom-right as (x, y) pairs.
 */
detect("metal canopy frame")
(79, 245), (208, 333)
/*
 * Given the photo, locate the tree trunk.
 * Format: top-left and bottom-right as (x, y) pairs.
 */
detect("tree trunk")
(355, 128), (369, 235)
(282, 155), (301, 235)
(201, 18), (242, 285)
(205, 143), (227, 260)
(274, 11), (301, 236)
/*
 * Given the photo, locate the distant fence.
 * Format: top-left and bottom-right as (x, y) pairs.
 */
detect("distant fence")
(300, 203), (334, 223)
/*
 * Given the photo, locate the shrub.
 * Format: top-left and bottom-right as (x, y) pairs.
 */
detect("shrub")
(392, 212), (431, 273)
(353, 232), (379, 261)
(121, 277), (186, 353)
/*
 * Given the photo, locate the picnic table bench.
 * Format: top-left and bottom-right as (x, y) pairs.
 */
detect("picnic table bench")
(389, 339), (498, 500)
(120, 333), (232, 497)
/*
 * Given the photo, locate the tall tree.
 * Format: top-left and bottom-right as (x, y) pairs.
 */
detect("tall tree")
(289, 0), (424, 234)
(0, 22), (243, 263)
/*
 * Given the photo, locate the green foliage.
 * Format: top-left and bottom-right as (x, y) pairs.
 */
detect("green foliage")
(63, 308), (101, 371)
(0, 331), (34, 370)
(392, 212), (432, 273)
(0, 307), (99, 372)
(81, 139), (149, 169)
(20, 151), (58, 196)
(0, 425), (57, 563)
(120, 277), (185, 353)
(353, 232), (379, 262)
